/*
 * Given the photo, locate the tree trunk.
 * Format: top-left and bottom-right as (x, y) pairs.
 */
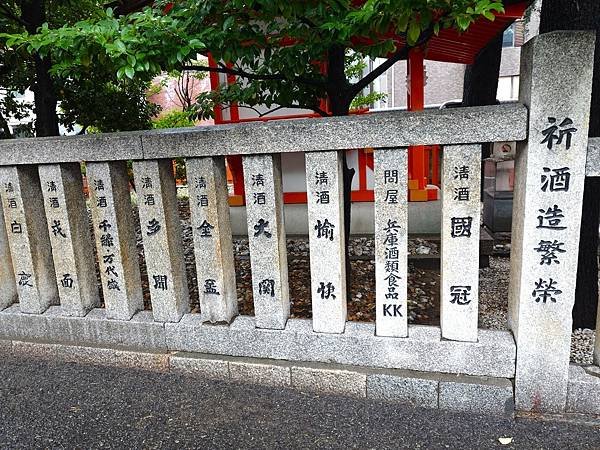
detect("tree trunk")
(327, 45), (355, 299)
(21, 0), (60, 137)
(539, 0), (600, 329)
(461, 32), (503, 196)
(0, 112), (13, 139)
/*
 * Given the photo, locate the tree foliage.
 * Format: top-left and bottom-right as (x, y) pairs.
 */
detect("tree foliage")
(0, 0), (161, 137)
(3, 0), (505, 118)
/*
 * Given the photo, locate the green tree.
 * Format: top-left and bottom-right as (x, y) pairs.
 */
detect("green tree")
(3, 0), (505, 290)
(0, 1), (160, 137)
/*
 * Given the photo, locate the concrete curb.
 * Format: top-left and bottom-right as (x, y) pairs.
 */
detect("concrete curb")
(2, 338), (514, 417)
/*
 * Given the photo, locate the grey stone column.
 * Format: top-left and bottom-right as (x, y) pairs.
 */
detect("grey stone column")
(306, 151), (347, 334)
(87, 161), (143, 320)
(0, 201), (17, 311)
(374, 148), (408, 337)
(508, 31), (595, 413)
(0, 165), (57, 314)
(440, 145), (481, 342)
(133, 159), (189, 323)
(186, 157), (237, 324)
(38, 163), (100, 316)
(243, 154), (289, 329)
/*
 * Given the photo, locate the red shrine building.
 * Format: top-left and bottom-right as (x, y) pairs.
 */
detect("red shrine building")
(203, 2), (529, 218)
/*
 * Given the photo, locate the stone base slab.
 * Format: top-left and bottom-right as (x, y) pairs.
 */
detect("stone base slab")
(0, 306), (515, 378)
(567, 365), (600, 415)
(166, 314), (515, 378)
(0, 339), (514, 417)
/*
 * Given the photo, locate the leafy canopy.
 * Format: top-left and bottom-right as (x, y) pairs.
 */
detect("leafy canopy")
(0, 0), (160, 136)
(3, 0), (504, 117)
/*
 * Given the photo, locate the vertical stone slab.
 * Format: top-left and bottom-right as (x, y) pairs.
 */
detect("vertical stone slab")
(87, 161), (143, 320)
(243, 154), (289, 329)
(374, 148), (408, 337)
(0, 165), (57, 313)
(440, 145), (481, 342)
(306, 151), (347, 334)
(0, 201), (16, 310)
(133, 159), (189, 323)
(508, 31), (595, 412)
(38, 163), (100, 316)
(187, 157), (237, 323)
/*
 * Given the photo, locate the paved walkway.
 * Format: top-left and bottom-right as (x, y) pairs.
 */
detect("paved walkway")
(0, 355), (599, 449)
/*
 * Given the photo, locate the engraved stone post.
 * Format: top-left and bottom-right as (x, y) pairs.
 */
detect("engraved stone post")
(243, 154), (289, 329)
(134, 159), (189, 322)
(306, 151), (347, 334)
(0, 202), (17, 310)
(508, 31), (595, 412)
(87, 161), (143, 320)
(39, 163), (100, 316)
(374, 148), (408, 337)
(0, 165), (57, 313)
(187, 156), (237, 323)
(440, 145), (481, 342)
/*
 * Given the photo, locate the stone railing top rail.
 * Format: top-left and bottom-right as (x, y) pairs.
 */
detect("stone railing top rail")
(0, 103), (527, 166)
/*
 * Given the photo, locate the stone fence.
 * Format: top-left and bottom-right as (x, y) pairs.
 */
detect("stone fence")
(0, 31), (598, 416)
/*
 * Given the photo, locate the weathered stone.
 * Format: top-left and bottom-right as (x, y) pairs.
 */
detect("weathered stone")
(55, 344), (116, 365)
(87, 162), (143, 320)
(169, 352), (230, 379)
(508, 31), (595, 413)
(38, 163), (100, 317)
(439, 375), (514, 417)
(566, 365), (600, 415)
(0, 132), (143, 166)
(374, 148), (408, 337)
(305, 151), (346, 333)
(441, 144), (481, 342)
(0, 339), (11, 354)
(141, 104), (527, 159)
(12, 340), (61, 359)
(291, 364), (366, 397)
(366, 371), (439, 407)
(133, 159), (189, 322)
(0, 204), (16, 311)
(585, 138), (600, 176)
(186, 157), (237, 323)
(165, 316), (516, 378)
(242, 154), (289, 329)
(0, 165), (57, 314)
(230, 359), (291, 387)
(0, 305), (167, 351)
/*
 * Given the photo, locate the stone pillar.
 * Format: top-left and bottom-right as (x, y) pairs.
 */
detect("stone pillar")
(38, 163), (101, 316)
(0, 165), (57, 314)
(187, 157), (237, 324)
(306, 151), (347, 334)
(87, 161), (143, 320)
(374, 148), (408, 337)
(0, 201), (16, 311)
(243, 154), (289, 329)
(133, 159), (189, 322)
(508, 31), (595, 412)
(440, 145), (481, 342)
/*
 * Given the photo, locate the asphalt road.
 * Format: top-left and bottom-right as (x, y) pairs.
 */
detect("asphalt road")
(0, 355), (599, 449)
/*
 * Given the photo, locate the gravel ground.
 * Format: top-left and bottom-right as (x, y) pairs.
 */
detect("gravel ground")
(120, 200), (596, 365)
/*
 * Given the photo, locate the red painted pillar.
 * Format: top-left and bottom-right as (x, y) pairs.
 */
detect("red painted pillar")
(407, 48), (430, 201)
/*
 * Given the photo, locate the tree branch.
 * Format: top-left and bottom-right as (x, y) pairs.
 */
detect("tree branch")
(221, 102), (329, 118)
(182, 63), (325, 88)
(349, 27), (434, 97)
(0, 4), (29, 28)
